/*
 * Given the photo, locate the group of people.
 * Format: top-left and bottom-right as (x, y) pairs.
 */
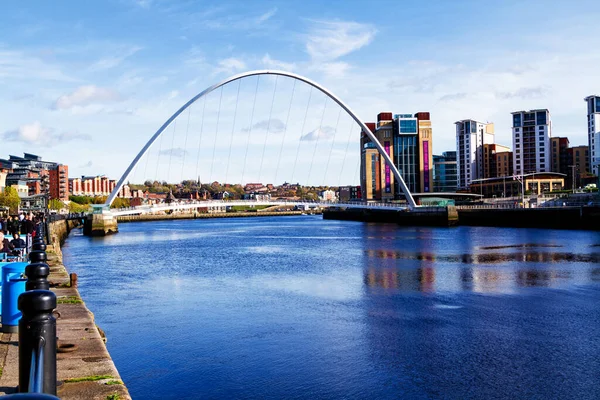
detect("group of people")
(0, 212), (44, 258)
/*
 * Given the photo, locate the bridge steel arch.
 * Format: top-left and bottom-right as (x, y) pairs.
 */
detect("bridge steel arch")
(105, 70), (417, 210)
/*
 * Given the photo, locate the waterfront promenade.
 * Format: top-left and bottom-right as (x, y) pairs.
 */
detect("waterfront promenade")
(0, 221), (130, 399)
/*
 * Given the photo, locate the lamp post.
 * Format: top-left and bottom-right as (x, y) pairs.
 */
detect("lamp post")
(569, 164), (576, 193)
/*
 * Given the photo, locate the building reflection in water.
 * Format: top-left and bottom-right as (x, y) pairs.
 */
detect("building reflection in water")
(363, 248), (593, 294)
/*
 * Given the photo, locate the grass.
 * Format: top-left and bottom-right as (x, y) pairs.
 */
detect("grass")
(57, 296), (83, 304)
(105, 380), (123, 385)
(106, 394), (120, 400)
(229, 205), (270, 212)
(64, 375), (113, 383)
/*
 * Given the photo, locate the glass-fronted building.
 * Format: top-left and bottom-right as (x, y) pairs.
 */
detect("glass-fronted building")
(433, 151), (458, 192)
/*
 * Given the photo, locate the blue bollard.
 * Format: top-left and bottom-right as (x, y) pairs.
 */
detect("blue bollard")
(1, 262), (28, 333)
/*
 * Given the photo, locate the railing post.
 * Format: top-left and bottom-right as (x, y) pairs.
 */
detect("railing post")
(18, 290), (57, 395)
(27, 237), (50, 291)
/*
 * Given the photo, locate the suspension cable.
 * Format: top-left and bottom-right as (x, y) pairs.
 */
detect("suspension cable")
(258, 76), (278, 183)
(180, 107), (192, 183)
(195, 95), (207, 184)
(274, 79), (296, 185)
(241, 75), (260, 185)
(339, 116), (355, 184)
(323, 107), (343, 186)
(167, 120), (177, 183)
(291, 86), (313, 184)
(306, 96), (328, 185)
(209, 85), (224, 183)
(154, 119), (166, 183)
(225, 79), (242, 184)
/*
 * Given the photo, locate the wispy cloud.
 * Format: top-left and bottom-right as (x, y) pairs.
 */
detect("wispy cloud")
(214, 57), (246, 75)
(261, 54), (296, 71)
(79, 160), (93, 168)
(0, 49), (76, 82)
(496, 86), (549, 100)
(159, 148), (188, 158)
(438, 92), (468, 102)
(305, 20), (376, 62)
(54, 85), (122, 110)
(89, 46), (143, 71)
(243, 119), (286, 133)
(300, 126), (336, 141)
(3, 121), (91, 146)
(256, 8), (277, 24)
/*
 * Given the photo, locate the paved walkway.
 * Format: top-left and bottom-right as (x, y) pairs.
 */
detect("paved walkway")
(0, 245), (131, 399)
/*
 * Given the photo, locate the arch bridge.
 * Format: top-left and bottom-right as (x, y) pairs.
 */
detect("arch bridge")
(89, 70), (420, 235)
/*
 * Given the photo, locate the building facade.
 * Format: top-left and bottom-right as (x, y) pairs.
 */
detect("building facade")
(568, 145), (591, 189)
(0, 153), (68, 201)
(361, 112), (434, 201)
(455, 120), (495, 189)
(433, 151), (457, 192)
(584, 95), (600, 176)
(550, 137), (570, 181)
(512, 109), (551, 176)
(483, 144), (511, 179)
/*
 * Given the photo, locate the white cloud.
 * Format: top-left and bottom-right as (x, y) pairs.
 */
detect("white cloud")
(214, 57), (247, 75)
(261, 54), (296, 71)
(300, 126), (336, 141)
(54, 85), (122, 110)
(256, 8), (277, 24)
(89, 46), (143, 71)
(3, 121), (91, 145)
(243, 119), (286, 133)
(305, 20), (376, 62)
(310, 61), (351, 78)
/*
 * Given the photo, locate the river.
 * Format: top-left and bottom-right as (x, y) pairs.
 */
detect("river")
(62, 216), (600, 399)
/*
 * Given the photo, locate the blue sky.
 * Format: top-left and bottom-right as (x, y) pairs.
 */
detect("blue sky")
(2, 0), (599, 185)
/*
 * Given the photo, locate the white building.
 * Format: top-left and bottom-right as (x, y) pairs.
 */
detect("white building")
(319, 189), (336, 201)
(511, 109), (551, 176)
(584, 95), (600, 176)
(455, 120), (495, 189)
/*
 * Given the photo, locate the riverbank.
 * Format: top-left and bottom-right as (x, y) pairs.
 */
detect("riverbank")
(117, 210), (318, 223)
(0, 220), (130, 399)
(323, 206), (600, 230)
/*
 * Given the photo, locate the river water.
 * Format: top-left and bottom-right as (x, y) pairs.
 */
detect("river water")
(62, 216), (600, 399)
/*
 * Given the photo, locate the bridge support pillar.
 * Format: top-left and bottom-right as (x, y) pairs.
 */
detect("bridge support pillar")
(83, 205), (118, 236)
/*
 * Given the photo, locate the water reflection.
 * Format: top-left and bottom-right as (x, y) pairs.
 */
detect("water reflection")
(364, 265), (584, 294)
(365, 249), (600, 264)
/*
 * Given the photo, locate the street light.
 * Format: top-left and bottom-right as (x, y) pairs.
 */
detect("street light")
(568, 164), (576, 193)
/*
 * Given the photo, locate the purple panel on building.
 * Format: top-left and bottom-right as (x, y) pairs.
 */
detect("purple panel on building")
(423, 141), (430, 192)
(384, 141), (391, 193)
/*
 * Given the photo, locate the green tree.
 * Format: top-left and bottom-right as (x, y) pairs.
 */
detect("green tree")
(49, 199), (65, 210)
(0, 187), (21, 214)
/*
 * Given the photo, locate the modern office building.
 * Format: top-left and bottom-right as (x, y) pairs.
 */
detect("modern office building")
(550, 137), (570, 179)
(455, 119), (495, 189)
(49, 164), (69, 202)
(584, 95), (600, 176)
(511, 109), (551, 176)
(360, 112), (434, 200)
(483, 144), (511, 179)
(433, 151), (457, 192)
(568, 145), (591, 189)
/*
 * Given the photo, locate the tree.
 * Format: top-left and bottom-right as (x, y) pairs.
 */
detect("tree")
(0, 187), (21, 214)
(49, 199), (65, 210)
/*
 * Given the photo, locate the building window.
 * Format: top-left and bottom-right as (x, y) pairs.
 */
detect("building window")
(513, 114), (522, 127)
(536, 111), (547, 125)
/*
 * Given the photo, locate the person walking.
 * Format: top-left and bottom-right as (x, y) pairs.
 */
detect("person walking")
(20, 214), (34, 253)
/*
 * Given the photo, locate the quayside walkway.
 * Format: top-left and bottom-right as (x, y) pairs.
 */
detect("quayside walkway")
(0, 221), (130, 399)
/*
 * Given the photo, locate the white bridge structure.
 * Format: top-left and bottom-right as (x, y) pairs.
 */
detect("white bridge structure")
(110, 199), (407, 217)
(89, 70), (422, 235)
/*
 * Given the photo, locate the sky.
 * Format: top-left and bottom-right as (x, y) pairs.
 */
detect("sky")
(2, 0), (600, 186)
